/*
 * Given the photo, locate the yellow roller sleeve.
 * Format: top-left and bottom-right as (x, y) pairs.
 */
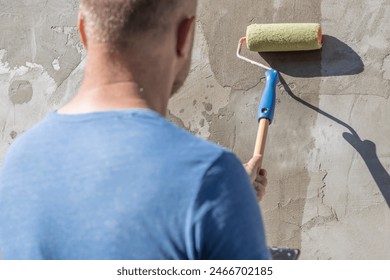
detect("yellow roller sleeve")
(246, 23), (322, 52)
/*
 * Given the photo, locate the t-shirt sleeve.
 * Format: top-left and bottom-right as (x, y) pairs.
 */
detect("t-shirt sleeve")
(187, 151), (271, 260)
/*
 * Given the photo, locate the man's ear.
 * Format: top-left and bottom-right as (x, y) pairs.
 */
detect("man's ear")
(78, 13), (88, 49)
(176, 16), (196, 57)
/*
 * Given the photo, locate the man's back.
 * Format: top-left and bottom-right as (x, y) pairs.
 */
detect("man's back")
(0, 109), (269, 260)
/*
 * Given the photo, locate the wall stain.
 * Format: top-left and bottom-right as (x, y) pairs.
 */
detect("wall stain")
(203, 102), (213, 112)
(8, 80), (33, 105)
(10, 131), (18, 140)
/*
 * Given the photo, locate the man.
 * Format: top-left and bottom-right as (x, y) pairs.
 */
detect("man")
(0, 0), (270, 259)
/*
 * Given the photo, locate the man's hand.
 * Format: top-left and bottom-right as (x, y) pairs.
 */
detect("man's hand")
(244, 155), (268, 201)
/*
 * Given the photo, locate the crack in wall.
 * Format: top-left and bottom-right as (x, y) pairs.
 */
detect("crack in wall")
(301, 212), (338, 231)
(381, 54), (390, 82)
(319, 164), (329, 205)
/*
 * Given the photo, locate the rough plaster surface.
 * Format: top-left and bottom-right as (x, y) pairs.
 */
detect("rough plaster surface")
(1, 0), (389, 259)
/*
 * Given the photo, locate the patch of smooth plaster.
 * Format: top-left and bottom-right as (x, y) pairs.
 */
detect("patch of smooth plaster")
(319, 0), (390, 98)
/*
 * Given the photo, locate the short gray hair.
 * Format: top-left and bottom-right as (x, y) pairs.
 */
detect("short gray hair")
(80, 0), (180, 46)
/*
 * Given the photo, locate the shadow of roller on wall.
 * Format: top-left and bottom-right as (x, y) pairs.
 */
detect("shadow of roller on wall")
(259, 34), (389, 208)
(342, 133), (390, 208)
(278, 75), (390, 208)
(260, 35), (364, 77)
(252, 34), (388, 259)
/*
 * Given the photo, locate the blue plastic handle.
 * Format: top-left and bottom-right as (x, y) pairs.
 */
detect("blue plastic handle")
(257, 69), (279, 124)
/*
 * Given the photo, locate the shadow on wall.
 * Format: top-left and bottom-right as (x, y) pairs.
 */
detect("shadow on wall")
(259, 34), (389, 207)
(261, 35), (364, 77)
(279, 75), (390, 208)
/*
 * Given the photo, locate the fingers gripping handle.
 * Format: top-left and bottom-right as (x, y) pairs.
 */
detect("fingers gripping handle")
(253, 70), (279, 164)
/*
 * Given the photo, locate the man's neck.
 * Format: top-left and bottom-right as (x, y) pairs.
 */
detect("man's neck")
(59, 46), (174, 116)
(60, 82), (155, 113)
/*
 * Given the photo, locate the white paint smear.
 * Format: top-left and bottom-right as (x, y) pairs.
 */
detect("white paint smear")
(273, 0), (284, 10)
(0, 49), (11, 74)
(52, 58), (60, 71)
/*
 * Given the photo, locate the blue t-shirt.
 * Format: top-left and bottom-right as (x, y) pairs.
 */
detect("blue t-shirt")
(0, 109), (270, 260)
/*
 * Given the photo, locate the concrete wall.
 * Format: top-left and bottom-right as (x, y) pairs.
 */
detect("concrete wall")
(1, 0), (389, 259)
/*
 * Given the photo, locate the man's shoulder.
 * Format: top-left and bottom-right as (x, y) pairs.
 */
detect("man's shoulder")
(162, 117), (239, 167)
(140, 112), (242, 178)
(3, 115), (50, 157)
(164, 118), (225, 153)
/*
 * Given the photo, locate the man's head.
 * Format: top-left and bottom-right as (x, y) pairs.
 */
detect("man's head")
(79, 0), (197, 95)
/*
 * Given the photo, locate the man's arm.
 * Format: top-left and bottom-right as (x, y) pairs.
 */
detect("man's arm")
(187, 151), (271, 260)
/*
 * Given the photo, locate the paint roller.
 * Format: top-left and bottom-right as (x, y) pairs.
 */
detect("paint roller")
(237, 23), (322, 168)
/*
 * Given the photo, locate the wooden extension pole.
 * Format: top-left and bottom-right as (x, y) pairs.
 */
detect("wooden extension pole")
(253, 118), (270, 169)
